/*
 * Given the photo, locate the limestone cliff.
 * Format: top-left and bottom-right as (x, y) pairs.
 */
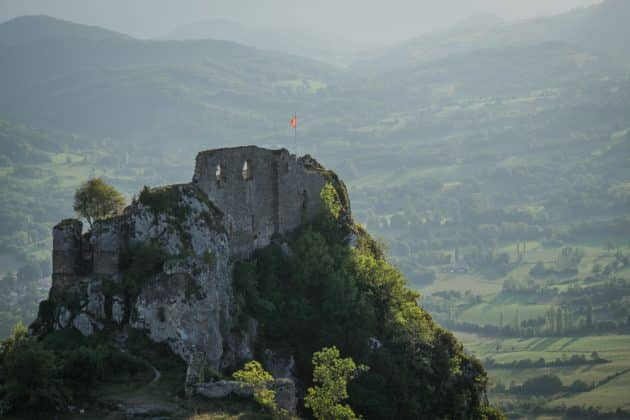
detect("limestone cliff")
(30, 146), (343, 391)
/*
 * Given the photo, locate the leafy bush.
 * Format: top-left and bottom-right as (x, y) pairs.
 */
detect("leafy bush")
(516, 374), (564, 395)
(62, 346), (104, 390)
(232, 360), (286, 418)
(138, 185), (189, 221)
(0, 324), (66, 414)
(119, 243), (166, 298)
(305, 346), (367, 420)
(0, 326), (151, 415)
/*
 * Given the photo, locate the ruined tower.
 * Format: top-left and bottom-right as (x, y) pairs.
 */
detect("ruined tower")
(193, 146), (331, 256)
(33, 146), (348, 374)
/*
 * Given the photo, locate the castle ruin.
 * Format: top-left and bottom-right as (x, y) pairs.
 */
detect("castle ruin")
(33, 146), (349, 386)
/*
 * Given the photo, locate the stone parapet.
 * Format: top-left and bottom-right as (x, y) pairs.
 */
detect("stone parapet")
(52, 219), (82, 275)
(193, 146), (331, 257)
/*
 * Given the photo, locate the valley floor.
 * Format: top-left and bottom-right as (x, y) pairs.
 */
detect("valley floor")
(457, 333), (630, 416)
(415, 239), (630, 418)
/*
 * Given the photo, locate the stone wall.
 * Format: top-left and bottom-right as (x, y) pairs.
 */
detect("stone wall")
(51, 219), (84, 299)
(193, 146), (329, 257)
(36, 146), (346, 396)
(92, 217), (125, 276)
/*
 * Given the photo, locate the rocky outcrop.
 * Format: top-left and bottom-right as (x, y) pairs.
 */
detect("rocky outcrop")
(30, 146), (347, 399)
(195, 378), (297, 414)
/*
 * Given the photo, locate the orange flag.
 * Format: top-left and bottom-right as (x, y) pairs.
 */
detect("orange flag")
(290, 115), (297, 128)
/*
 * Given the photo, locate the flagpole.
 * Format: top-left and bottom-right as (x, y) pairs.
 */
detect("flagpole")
(294, 112), (297, 157)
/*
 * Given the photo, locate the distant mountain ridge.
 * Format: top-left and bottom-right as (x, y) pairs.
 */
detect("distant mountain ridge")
(452, 13), (504, 30)
(163, 18), (370, 65)
(0, 15), (343, 149)
(0, 15), (129, 46)
(353, 0), (630, 73)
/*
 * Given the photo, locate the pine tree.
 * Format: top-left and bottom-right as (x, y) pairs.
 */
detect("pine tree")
(556, 307), (564, 336)
(546, 308), (556, 335)
(586, 301), (593, 330)
(564, 307), (572, 333)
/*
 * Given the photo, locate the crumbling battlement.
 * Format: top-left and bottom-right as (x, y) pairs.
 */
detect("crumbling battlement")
(193, 146), (331, 256)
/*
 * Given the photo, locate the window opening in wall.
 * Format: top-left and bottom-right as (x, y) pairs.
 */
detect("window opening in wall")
(215, 164), (225, 185)
(242, 160), (253, 181)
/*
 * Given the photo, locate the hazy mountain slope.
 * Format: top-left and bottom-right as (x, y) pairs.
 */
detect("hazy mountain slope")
(508, 0), (630, 57)
(164, 18), (366, 65)
(0, 16), (345, 150)
(0, 15), (129, 46)
(353, 0), (630, 73)
(367, 41), (620, 104)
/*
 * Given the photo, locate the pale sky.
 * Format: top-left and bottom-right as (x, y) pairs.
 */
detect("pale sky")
(0, 0), (604, 44)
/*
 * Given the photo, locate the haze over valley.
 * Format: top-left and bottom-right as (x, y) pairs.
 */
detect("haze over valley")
(1, 0), (630, 418)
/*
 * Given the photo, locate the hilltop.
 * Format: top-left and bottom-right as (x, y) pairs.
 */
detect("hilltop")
(0, 15), (129, 46)
(0, 147), (500, 418)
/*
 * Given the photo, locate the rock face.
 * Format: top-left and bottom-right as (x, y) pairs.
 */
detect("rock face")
(31, 146), (346, 398)
(194, 378), (297, 414)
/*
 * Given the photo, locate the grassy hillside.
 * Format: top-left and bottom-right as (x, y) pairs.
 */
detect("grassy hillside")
(0, 118), (181, 264)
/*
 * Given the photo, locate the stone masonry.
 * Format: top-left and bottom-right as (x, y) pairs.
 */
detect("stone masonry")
(193, 146), (330, 257)
(32, 146), (349, 398)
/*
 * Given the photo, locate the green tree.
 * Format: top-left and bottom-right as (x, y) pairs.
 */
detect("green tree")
(478, 404), (508, 420)
(519, 374), (563, 395)
(2, 322), (28, 352)
(62, 346), (104, 391)
(317, 183), (345, 240)
(320, 183), (342, 221)
(73, 178), (125, 228)
(555, 307), (564, 336)
(233, 360), (287, 419)
(586, 301), (593, 329)
(305, 346), (367, 420)
(0, 323), (65, 413)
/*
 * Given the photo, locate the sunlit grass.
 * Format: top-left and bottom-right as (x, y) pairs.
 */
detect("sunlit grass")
(455, 333), (630, 411)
